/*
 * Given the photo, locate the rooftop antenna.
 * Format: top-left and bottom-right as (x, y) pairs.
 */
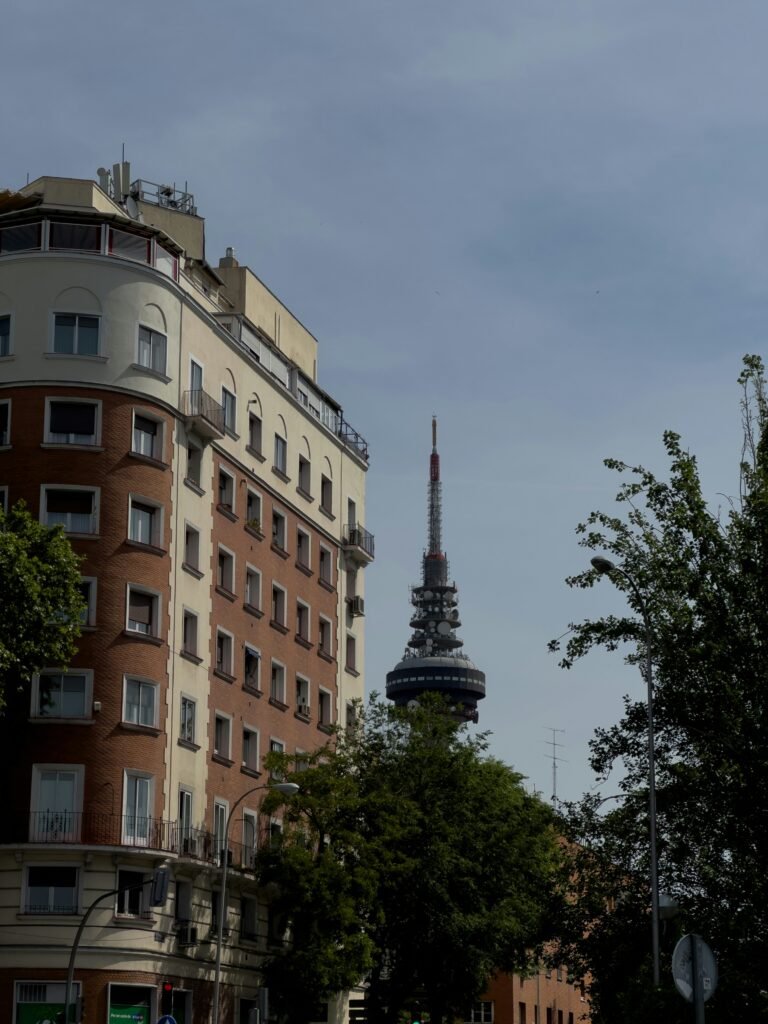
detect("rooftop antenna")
(544, 727), (567, 807)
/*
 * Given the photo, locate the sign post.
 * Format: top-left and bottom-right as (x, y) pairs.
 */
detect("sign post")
(672, 933), (718, 1022)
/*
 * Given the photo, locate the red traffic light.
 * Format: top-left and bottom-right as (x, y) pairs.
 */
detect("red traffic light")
(160, 981), (174, 1014)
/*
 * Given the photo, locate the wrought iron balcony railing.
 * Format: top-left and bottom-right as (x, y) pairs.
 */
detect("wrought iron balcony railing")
(181, 389), (225, 438)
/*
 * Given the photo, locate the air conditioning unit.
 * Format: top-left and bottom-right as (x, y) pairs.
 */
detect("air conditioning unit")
(182, 836), (198, 857)
(178, 924), (198, 947)
(349, 596), (365, 617)
(298, 703), (310, 717)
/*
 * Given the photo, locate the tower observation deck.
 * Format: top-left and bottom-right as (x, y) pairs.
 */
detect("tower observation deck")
(385, 419), (486, 721)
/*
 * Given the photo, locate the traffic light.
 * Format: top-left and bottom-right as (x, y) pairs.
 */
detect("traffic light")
(160, 980), (174, 1015)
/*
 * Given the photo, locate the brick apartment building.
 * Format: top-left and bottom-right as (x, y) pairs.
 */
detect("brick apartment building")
(0, 166), (372, 1023)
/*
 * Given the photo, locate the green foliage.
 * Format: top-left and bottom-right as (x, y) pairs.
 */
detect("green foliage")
(550, 356), (768, 1022)
(0, 501), (85, 708)
(259, 694), (560, 1024)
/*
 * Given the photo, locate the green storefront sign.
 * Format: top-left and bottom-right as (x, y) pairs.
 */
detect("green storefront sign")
(17, 1004), (64, 1024)
(109, 1004), (150, 1024)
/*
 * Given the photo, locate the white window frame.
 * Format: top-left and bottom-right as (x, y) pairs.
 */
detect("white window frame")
(318, 686), (333, 727)
(44, 396), (101, 446)
(296, 599), (311, 642)
(50, 312), (101, 357)
(31, 669), (93, 721)
(246, 487), (262, 529)
(271, 582), (287, 627)
(79, 576), (97, 627)
(296, 675), (310, 714)
(297, 527), (311, 569)
(346, 633), (357, 672)
(30, 764), (84, 843)
(213, 799), (228, 865)
(40, 484), (100, 536)
(319, 545), (333, 586)
(183, 522), (200, 571)
(180, 695), (196, 744)
(222, 386), (237, 435)
(0, 398), (11, 447)
(244, 643), (261, 691)
(16, 982), (83, 1016)
(131, 408), (164, 461)
(297, 454), (311, 495)
(122, 770), (154, 847)
(248, 412), (262, 454)
(320, 474), (333, 514)
(122, 675), (159, 729)
(242, 724), (260, 772)
(270, 660), (286, 704)
(136, 323), (167, 375)
(274, 433), (287, 474)
(245, 564), (262, 612)
(128, 493), (163, 548)
(318, 615), (333, 657)
(186, 441), (203, 487)
(218, 467), (236, 513)
(271, 508), (287, 550)
(215, 627), (234, 676)
(214, 712), (233, 760)
(125, 584), (162, 638)
(190, 357), (204, 392)
(216, 544), (236, 594)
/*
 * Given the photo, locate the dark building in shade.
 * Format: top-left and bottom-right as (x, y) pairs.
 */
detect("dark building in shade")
(385, 418), (486, 721)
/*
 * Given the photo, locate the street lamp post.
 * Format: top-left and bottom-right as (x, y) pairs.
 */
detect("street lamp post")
(591, 555), (661, 988)
(211, 781), (299, 1024)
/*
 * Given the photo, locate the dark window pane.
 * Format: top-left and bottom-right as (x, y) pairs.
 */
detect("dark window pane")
(49, 223), (101, 252)
(49, 403), (95, 435)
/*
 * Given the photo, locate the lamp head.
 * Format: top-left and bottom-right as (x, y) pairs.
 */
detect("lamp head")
(270, 782), (300, 796)
(591, 556), (617, 575)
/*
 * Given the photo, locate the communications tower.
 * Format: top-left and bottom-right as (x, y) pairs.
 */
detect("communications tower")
(385, 418), (486, 721)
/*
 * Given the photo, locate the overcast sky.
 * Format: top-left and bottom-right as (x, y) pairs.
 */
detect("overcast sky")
(4, 0), (767, 802)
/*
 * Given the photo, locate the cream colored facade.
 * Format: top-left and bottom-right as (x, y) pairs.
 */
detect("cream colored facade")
(0, 170), (371, 1024)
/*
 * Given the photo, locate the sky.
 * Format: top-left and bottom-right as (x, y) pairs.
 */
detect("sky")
(4, 0), (767, 802)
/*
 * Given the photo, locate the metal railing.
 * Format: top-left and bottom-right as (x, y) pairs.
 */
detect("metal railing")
(344, 524), (375, 559)
(181, 389), (225, 435)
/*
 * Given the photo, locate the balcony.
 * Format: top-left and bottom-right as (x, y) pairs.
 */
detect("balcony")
(343, 524), (375, 564)
(182, 389), (225, 440)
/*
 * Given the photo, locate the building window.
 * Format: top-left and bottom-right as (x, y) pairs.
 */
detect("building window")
(0, 486), (7, 512)
(272, 509), (286, 550)
(0, 314), (10, 357)
(296, 676), (310, 716)
(222, 387), (237, 434)
(42, 486), (99, 535)
(298, 455), (311, 496)
(0, 400), (8, 446)
(346, 634), (357, 673)
(45, 399), (99, 445)
(178, 789), (194, 847)
(182, 610), (198, 657)
(123, 772), (153, 846)
(129, 496), (162, 547)
(52, 313), (99, 356)
(274, 434), (288, 475)
(137, 325), (167, 374)
(246, 488), (262, 530)
(270, 661), (286, 704)
(183, 524), (200, 571)
(318, 617), (333, 657)
(215, 628), (234, 676)
(217, 546), (235, 595)
(187, 440), (202, 487)
(466, 1003), (494, 1023)
(30, 765), (83, 843)
(244, 645), (261, 691)
(116, 867), (149, 915)
(126, 586), (160, 637)
(79, 577), (97, 627)
(318, 688), (333, 727)
(49, 222), (101, 251)
(245, 566), (262, 611)
(320, 475), (333, 514)
(348, 497), (357, 527)
(175, 877), (193, 922)
(296, 601), (310, 643)
(319, 546), (333, 586)
(33, 671), (91, 719)
(242, 726), (260, 772)
(25, 865), (79, 914)
(180, 696), (196, 744)
(214, 714), (232, 759)
(132, 412), (163, 460)
(271, 584), (286, 627)
(248, 412), (262, 455)
(218, 468), (235, 513)
(123, 677), (158, 728)
(297, 528), (311, 569)
(213, 801), (228, 865)
(241, 895), (259, 940)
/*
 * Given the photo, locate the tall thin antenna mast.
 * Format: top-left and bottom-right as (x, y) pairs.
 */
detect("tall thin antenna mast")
(545, 728), (567, 807)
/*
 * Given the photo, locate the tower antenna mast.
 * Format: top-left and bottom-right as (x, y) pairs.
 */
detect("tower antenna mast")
(544, 728), (567, 807)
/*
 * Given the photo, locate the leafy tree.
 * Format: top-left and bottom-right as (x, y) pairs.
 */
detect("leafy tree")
(260, 694), (560, 1024)
(0, 501), (85, 709)
(550, 355), (768, 1021)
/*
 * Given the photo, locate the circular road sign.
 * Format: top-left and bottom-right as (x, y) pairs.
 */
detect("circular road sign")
(672, 933), (718, 1003)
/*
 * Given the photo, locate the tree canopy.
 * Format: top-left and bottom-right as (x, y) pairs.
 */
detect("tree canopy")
(0, 501), (85, 709)
(260, 694), (561, 1024)
(550, 356), (768, 1021)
